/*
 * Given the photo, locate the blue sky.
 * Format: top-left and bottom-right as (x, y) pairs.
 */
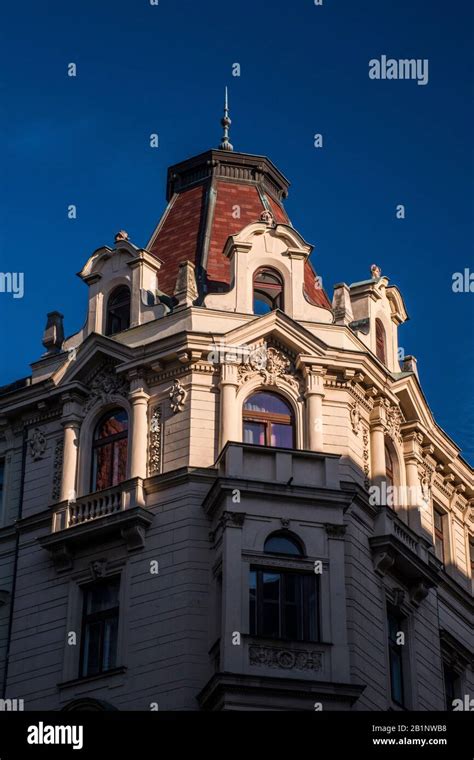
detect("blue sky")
(0, 0), (473, 462)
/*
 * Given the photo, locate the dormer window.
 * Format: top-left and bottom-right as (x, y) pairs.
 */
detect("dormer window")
(253, 268), (284, 315)
(106, 286), (131, 336)
(375, 318), (386, 364)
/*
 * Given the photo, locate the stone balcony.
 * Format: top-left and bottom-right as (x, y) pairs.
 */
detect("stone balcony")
(39, 478), (153, 571)
(204, 442), (353, 524)
(369, 506), (441, 604)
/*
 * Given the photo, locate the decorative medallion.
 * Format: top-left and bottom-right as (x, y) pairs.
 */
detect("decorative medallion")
(169, 380), (187, 413)
(28, 428), (47, 461)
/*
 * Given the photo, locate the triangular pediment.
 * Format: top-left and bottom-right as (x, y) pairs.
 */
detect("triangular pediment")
(222, 309), (328, 361)
(51, 332), (135, 389)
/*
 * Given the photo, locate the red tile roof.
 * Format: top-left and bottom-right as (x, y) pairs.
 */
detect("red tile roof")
(148, 184), (206, 294)
(147, 150), (332, 313)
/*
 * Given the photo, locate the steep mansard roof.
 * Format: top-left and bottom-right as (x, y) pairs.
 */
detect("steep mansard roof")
(146, 149), (331, 310)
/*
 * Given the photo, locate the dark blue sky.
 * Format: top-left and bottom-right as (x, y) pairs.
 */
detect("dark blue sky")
(1, 0), (473, 462)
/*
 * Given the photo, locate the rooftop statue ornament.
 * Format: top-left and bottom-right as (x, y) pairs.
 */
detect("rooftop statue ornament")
(115, 230), (129, 243)
(370, 264), (382, 280)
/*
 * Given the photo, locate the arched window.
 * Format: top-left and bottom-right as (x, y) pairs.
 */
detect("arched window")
(253, 267), (284, 314)
(375, 318), (387, 364)
(243, 391), (294, 448)
(91, 409), (128, 491)
(105, 286), (131, 336)
(264, 532), (304, 556)
(249, 531), (318, 642)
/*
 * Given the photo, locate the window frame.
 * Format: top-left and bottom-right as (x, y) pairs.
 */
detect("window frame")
(387, 607), (406, 708)
(242, 391), (295, 449)
(79, 577), (120, 679)
(91, 408), (129, 493)
(105, 285), (131, 336)
(375, 318), (387, 364)
(433, 507), (445, 565)
(252, 267), (284, 314)
(249, 565), (319, 643)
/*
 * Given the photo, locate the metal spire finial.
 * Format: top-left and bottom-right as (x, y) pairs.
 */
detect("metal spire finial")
(219, 86), (233, 151)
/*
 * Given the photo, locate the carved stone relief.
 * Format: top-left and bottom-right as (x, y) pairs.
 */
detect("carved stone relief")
(169, 380), (187, 413)
(52, 438), (64, 501)
(28, 428), (47, 461)
(83, 364), (128, 415)
(249, 645), (323, 672)
(238, 345), (300, 392)
(149, 406), (162, 474)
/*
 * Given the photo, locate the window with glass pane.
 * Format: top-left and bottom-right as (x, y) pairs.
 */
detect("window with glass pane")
(249, 568), (318, 642)
(387, 609), (405, 706)
(91, 409), (128, 491)
(253, 268), (284, 314)
(243, 392), (294, 449)
(264, 533), (303, 556)
(80, 578), (120, 678)
(433, 508), (445, 564)
(105, 286), (131, 336)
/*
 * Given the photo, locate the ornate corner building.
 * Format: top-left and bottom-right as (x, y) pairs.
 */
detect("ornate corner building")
(0, 124), (472, 712)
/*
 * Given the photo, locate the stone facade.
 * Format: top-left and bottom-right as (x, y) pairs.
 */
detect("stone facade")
(0, 146), (472, 711)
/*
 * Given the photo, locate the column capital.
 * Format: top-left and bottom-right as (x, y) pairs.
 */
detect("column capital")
(127, 368), (149, 395)
(60, 393), (83, 425)
(301, 364), (326, 396)
(220, 361), (239, 386)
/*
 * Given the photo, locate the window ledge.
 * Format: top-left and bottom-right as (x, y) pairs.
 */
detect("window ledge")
(58, 666), (127, 691)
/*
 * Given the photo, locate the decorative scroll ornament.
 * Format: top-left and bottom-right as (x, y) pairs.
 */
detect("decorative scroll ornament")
(29, 428), (47, 460)
(149, 406), (162, 474)
(169, 380), (187, 413)
(52, 438), (64, 501)
(84, 364), (128, 414)
(350, 402), (361, 434)
(238, 345), (300, 392)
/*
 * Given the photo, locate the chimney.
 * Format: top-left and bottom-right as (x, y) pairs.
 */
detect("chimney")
(42, 311), (64, 354)
(401, 355), (419, 380)
(332, 283), (354, 325)
(173, 261), (198, 309)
